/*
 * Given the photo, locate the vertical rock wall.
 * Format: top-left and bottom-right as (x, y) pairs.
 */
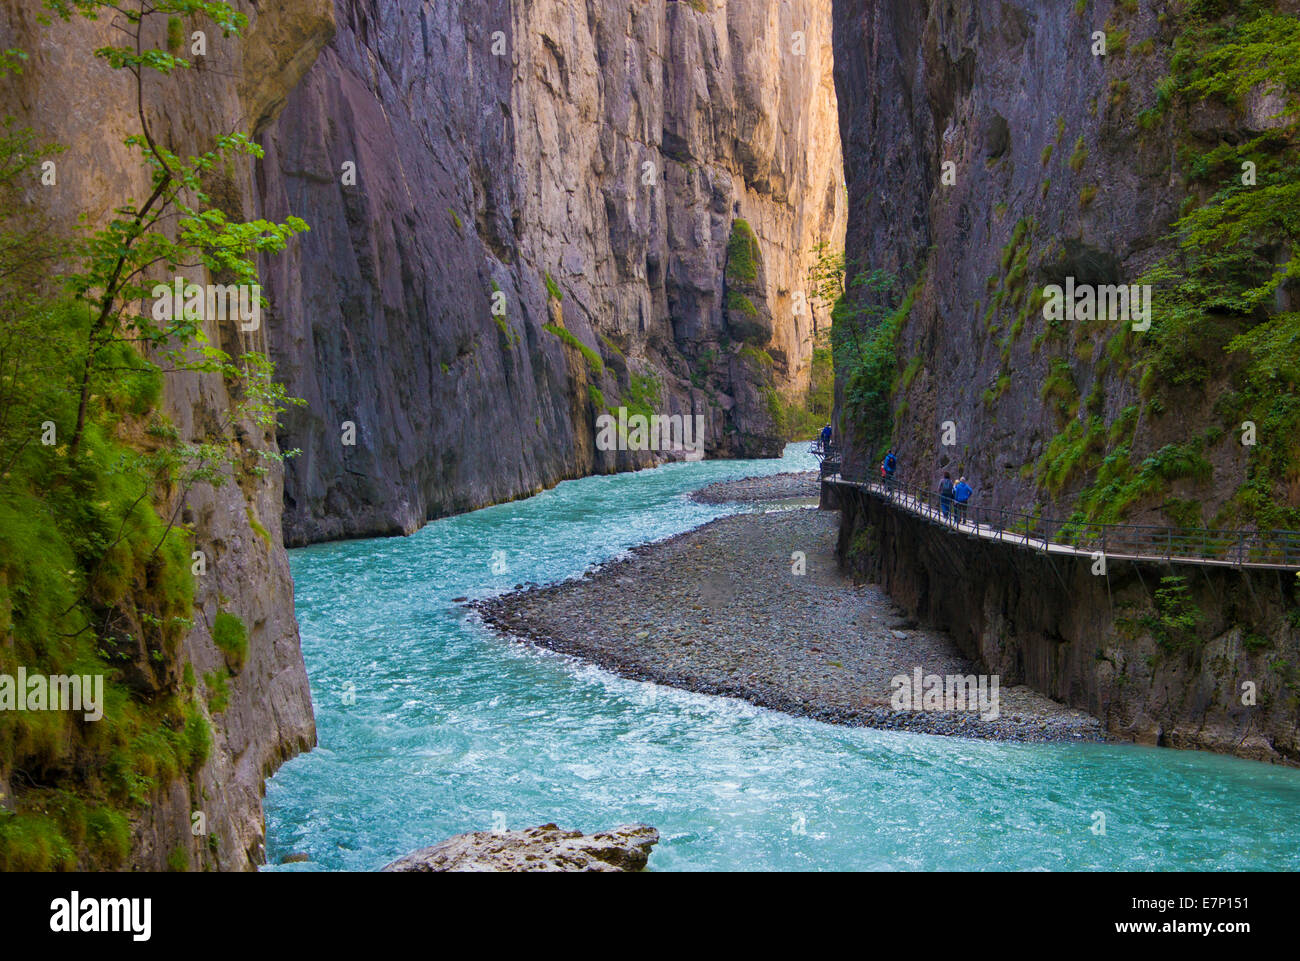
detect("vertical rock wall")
(0, 0), (334, 869)
(259, 0), (846, 545)
(832, 0), (1196, 513)
(828, 0), (1300, 762)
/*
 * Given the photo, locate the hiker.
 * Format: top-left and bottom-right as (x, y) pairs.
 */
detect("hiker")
(939, 472), (954, 522)
(881, 448), (897, 495)
(953, 475), (973, 524)
(820, 423), (832, 448)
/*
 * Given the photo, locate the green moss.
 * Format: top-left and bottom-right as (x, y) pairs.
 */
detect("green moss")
(1040, 144), (1054, 166)
(1040, 357), (1079, 425)
(543, 323), (604, 375)
(1069, 136), (1088, 173)
(204, 670), (230, 714)
(587, 384), (606, 410)
(245, 508), (270, 546)
(726, 290), (759, 317)
(494, 313), (517, 348)
(621, 373), (662, 421)
(544, 272), (563, 302)
(982, 373), (1012, 406)
(85, 807), (131, 867)
(1244, 632), (1272, 652)
(166, 844), (189, 872)
(212, 611), (248, 673)
(899, 356), (924, 391)
(449, 208), (462, 230)
(166, 16), (185, 52)
(725, 219), (760, 284)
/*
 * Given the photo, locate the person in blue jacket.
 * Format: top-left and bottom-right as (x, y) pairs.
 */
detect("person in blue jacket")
(939, 472), (954, 521)
(953, 475), (973, 524)
(881, 449), (898, 494)
(820, 424), (832, 448)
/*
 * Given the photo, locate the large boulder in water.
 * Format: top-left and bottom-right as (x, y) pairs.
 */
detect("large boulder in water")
(381, 823), (659, 872)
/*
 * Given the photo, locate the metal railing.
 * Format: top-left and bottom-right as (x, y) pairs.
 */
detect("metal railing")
(810, 439), (841, 479)
(827, 473), (1300, 570)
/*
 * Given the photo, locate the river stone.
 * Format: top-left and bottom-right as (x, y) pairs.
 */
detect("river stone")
(381, 824), (660, 873)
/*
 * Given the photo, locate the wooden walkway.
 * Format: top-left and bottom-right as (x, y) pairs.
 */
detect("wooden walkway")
(823, 475), (1300, 572)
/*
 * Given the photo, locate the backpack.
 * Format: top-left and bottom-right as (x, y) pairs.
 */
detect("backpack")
(940, 478), (953, 497)
(884, 453), (896, 473)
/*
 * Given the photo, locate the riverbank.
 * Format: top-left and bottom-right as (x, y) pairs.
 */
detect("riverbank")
(474, 484), (1102, 743)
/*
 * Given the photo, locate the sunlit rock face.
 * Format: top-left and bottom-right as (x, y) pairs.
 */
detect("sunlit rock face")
(258, 0), (846, 545)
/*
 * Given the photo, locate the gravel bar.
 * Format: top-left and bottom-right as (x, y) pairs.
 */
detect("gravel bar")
(473, 481), (1102, 744)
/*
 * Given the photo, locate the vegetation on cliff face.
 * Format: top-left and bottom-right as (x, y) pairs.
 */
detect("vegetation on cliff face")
(0, 1), (303, 869)
(1064, 0), (1300, 531)
(773, 327), (834, 441)
(830, 266), (923, 460)
(767, 240), (841, 441)
(724, 220), (760, 284)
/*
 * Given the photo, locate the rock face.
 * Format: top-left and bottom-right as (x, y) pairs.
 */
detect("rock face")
(258, 0), (846, 544)
(826, 2), (1300, 763)
(382, 823), (660, 872)
(830, 1), (1188, 513)
(829, 484), (1300, 765)
(0, 0), (333, 869)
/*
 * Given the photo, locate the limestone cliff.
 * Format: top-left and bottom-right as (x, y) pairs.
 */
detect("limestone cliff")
(0, 0), (334, 869)
(832, 0), (1296, 524)
(829, 0), (1300, 762)
(258, 0), (845, 545)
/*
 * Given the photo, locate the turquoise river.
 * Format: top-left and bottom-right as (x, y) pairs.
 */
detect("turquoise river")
(264, 444), (1300, 871)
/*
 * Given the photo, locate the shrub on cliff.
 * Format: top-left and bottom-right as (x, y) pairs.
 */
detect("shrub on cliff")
(831, 268), (921, 460)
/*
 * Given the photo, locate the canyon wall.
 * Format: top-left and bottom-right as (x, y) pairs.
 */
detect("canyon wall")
(258, 0), (846, 545)
(830, 0), (1235, 517)
(0, 0), (334, 869)
(828, 0), (1300, 760)
(829, 483), (1300, 765)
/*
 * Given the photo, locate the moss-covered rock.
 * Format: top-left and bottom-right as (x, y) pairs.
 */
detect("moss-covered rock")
(723, 219), (774, 345)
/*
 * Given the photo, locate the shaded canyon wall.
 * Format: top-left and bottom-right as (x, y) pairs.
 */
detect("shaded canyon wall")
(828, 0), (1300, 761)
